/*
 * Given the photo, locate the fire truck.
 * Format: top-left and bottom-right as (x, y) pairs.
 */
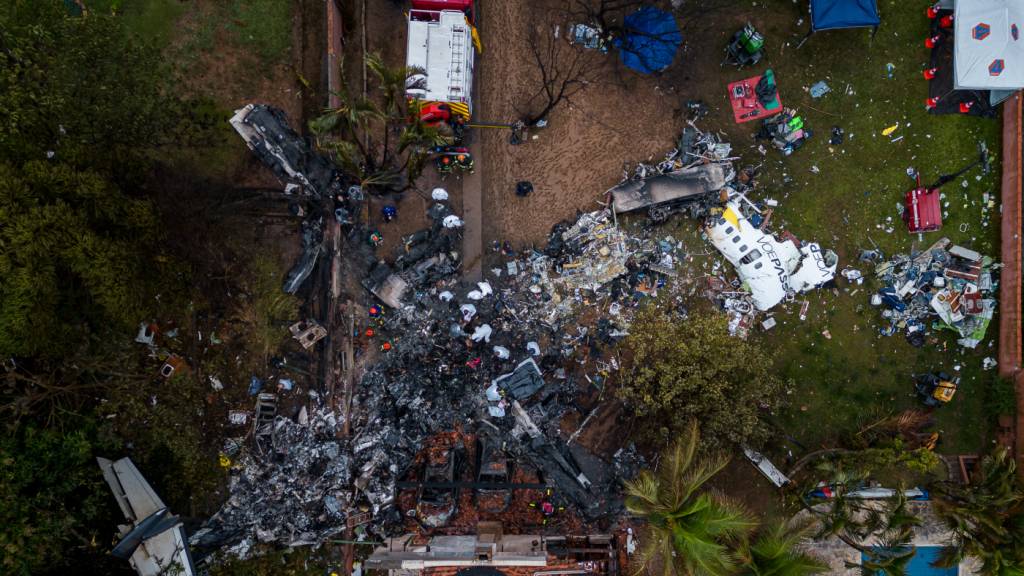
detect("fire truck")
(405, 0), (478, 123)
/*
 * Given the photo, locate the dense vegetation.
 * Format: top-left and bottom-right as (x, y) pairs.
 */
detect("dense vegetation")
(619, 306), (785, 448)
(0, 3), (206, 573)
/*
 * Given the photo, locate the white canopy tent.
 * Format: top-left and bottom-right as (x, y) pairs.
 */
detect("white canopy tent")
(955, 0), (1024, 92)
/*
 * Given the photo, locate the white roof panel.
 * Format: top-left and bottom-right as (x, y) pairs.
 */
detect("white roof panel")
(405, 11), (474, 111)
(955, 0), (1024, 89)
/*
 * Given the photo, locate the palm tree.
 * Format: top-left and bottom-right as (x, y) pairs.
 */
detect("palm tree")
(310, 53), (445, 194)
(932, 447), (1024, 575)
(800, 462), (923, 576)
(624, 420), (756, 576)
(734, 520), (828, 576)
(846, 489), (920, 576)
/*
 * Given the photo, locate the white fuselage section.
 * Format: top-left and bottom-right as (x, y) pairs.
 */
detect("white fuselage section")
(706, 203), (837, 311)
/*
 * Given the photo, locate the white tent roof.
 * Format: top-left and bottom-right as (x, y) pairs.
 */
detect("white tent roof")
(955, 0), (1024, 89)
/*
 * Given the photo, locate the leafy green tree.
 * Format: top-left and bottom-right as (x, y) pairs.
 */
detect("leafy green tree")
(734, 520), (828, 576)
(624, 420), (756, 576)
(0, 421), (126, 576)
(0, 2), (200, 174)
(0, 2), (201, 360)
(932, 448), (1024, 575)
(310, 53), (445, 193)
(618, 307), (784, 447)
(0, 161), (162, 359)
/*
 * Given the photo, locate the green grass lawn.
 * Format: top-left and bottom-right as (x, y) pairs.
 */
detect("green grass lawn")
(86, 0), (295, 180)
(92, 0), (292, 66)
(678, 0), (1004, 455)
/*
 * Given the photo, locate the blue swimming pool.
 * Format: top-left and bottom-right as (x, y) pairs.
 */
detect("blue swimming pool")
(862, 546), (957, 576)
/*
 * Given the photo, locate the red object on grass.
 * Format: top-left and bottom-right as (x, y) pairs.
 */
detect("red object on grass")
(925, 34), (942, 48)
(903, 187), (943, 233)
(925, 96), (940, 109)
(926, 4), (940, 18)
(726, 75), (783, 124)
(923, 67), (939, 80)
(960, 101), (975, 113)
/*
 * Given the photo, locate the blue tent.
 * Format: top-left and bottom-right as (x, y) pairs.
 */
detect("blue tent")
(810, 0), (880, 31)
(616, 6), (682, 74)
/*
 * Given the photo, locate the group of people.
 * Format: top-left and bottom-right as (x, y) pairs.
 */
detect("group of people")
(434, 146), (474, 175)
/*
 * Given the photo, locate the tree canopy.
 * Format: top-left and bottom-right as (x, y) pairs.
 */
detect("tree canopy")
(624, 421), (757, 576)
(0, 161), (162, 358)
(932, 448), (1024, 575)
(0, 2), (184, 172)
(0, 421), (126, 576)
(0, 3), (204, 573)
(617, 307), (785, 447)
(625, 422), (826, 576)
(310, 53), (445, 193)
(0, 2), (195, 359)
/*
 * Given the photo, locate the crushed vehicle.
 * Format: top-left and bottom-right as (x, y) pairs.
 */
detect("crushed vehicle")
(915, 371), (958, 407)
(415, 444), (464, 528)
(230, 104), (339, 198)
(362, 263), (411, 309)
(706, 201), (838, 311)
(475, 436), (513, 513)
(362, 204), (463, 308)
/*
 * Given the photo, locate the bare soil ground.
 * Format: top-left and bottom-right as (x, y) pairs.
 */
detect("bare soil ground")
(476, 0), (737, 250)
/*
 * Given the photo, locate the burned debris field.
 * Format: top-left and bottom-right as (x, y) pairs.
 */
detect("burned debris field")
(4, 1), (1024, 576)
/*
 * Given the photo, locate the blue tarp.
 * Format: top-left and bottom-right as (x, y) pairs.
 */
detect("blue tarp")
(616, 6), (682, 74)
(811, 0), (880, 31)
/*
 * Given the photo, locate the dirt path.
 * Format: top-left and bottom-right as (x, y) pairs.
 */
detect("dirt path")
(461, 140), (484, 281)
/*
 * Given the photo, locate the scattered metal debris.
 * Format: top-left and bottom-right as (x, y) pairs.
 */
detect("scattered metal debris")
(289, 320), (327, 350)
(870, 237), (998, 348)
